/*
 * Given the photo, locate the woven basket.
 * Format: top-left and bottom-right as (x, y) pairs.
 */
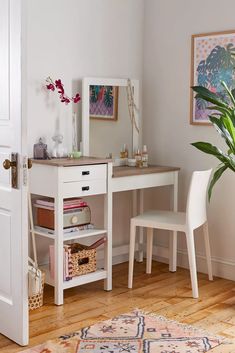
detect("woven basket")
(28, 271), (45, 311)
(70, 243), (96, 277)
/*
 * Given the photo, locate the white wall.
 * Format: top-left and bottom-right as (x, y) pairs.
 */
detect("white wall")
(27, 0), (144, 262)
(27, 0), (144, 156)
(143, 0), (235, 280)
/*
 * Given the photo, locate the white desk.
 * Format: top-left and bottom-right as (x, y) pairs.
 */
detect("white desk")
(111, 165), (180, 271)
(29, 160), (179, 305)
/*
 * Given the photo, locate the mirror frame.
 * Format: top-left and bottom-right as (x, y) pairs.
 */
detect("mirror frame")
(82, 77), (140, 157)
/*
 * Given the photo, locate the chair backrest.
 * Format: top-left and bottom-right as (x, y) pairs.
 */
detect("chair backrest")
(186, 169), (212, 230)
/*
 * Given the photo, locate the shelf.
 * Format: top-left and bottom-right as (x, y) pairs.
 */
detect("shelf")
(40, 264), (107, 289)
(31, 227), (107, 241)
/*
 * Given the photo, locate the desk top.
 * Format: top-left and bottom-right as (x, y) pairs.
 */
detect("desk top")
(32, 156), (112, 167)
(112, 165), (180, 178)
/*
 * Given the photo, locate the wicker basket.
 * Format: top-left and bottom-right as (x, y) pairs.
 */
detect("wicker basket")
(70, 243), (96, 277)
(28, 271), (45, 311)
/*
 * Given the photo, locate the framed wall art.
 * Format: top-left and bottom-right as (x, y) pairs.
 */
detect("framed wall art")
(190, 30), (235, 125)
(89, 85), (119, 121)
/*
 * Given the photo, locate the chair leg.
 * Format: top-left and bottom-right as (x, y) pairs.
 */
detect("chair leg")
(169, 231), (177, 272)
(128, 220), (137, 288)
(146, 227), (153, 274)
(203, 222), (213, 281)
(185, 230), (199, 298)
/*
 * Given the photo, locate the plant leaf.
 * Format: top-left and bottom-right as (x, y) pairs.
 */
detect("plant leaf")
(221, 81), (235, 107)
(192, 86), (229, 108)
(208, 165), (228, 201)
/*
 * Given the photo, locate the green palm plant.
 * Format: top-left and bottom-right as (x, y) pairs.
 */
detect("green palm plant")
(191, 81), (235, 200)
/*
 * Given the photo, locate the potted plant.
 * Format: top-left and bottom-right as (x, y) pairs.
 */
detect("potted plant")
(191, 81), (235, 200)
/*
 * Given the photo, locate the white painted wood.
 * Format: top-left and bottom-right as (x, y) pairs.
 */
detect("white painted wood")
(169, 171), (178, 272)
(146, 228), (153, 274)
(29, 162), (112, 305)
(82, 77), (140, 156)
(104, 162), (113, 291)
(0, 0), (9, 120)
(111, 171), (175, 193)
(128, 170), (212, 299)
(203, 222), (213, 281)
(137, 189), (144, 262)
(29, 164), (58, 197)
(62, 164), (106, 183)
(62, 179), (106, 198)
(186, 230), (199, 299)
(0, 0), (28, 345)
(54, 167), (64, 305)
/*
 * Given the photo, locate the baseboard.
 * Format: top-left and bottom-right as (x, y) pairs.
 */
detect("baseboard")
(40, 243), (235, 282)
(152, 246), (235, 282)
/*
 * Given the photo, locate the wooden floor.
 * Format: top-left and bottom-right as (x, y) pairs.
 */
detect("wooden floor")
(1, 261), (235, 352)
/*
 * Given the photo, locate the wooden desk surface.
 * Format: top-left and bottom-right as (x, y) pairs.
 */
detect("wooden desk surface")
(112, 165), (180, 178)
(32, 156), (112, 167)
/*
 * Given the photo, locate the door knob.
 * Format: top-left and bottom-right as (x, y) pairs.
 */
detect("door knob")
(28, 159), (33, 169)
(2, 153), (18, 189)
(3, 159), (16, 170)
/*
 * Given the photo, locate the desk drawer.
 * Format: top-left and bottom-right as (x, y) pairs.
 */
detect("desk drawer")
(63, 179), (106, 198)
(62, 164), (106, 182)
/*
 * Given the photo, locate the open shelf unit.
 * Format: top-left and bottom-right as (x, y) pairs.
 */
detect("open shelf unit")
(29, 160), (113, 305)
(40, 264), (107, 289)
(31, 227), (107, 242)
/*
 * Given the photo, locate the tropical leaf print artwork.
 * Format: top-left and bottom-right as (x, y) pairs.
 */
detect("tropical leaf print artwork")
(192, 32), (235, 123)
(89, 85), (118, 120)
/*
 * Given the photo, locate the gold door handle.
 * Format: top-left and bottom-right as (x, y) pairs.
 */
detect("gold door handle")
(3, 153), (18, 189)
(3, 159), (16, 170)
(28, 158), (33, 169)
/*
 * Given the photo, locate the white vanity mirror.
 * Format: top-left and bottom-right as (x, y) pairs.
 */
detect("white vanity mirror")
(82, 78), (140, 159)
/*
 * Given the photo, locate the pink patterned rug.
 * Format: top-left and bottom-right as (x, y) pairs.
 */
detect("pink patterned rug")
(21, 310), (224, 353)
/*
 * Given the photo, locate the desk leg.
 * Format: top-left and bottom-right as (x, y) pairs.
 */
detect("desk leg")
(137, 189), (144, 262)
(169, 172), (178, 272)
(104, 162), (112, 291)
(54, 192), (64, 305)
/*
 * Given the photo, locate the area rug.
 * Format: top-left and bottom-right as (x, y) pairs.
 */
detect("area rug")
(21, 309), (225, 353)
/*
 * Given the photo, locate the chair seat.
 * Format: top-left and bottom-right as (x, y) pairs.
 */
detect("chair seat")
(132, 210), (187, 231)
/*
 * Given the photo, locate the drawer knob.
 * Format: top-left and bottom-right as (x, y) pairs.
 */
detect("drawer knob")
(82, 171), (90, 175)
(82, 186), (90, 191)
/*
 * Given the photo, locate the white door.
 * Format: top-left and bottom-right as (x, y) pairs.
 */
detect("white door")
(0, 0), (28, 346)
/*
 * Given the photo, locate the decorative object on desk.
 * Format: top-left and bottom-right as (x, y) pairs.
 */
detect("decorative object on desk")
(90, 85), (118, 120)
(126, 78), (139, 134)
(72, 111), (81, 157)
(34, 197), (91, 230)
(142, 144), (149, 167)
(51, 133), (67, 158)
(120, 143), (128, 159)
(191, 81), (235, 200)
(46, 77), (81, 105)
(127, 158), (136, 167)
(190, 30), (235, 125)
(19, 309), (224, 353)
(135, 148), (142, 168)
(33, 137), (50, 160)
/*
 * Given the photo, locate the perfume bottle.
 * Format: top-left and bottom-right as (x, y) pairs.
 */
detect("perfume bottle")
(142, 145), (149, 168)
(33, 138), (49, 159)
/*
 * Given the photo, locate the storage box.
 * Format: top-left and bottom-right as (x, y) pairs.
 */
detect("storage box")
(70, 243), (96, 277)
(35, 206), (91, 230)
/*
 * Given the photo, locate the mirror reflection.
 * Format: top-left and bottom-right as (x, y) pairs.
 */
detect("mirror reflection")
(89, 86), (132, 159)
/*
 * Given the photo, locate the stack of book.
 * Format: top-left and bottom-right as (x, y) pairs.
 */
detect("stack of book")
(34, 197), (88, 211)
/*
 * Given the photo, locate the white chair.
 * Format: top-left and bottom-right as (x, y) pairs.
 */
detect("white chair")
(128, 169), (213, 298)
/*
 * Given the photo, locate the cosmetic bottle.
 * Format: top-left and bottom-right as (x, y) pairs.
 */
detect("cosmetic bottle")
(142, 145), (149, 168)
